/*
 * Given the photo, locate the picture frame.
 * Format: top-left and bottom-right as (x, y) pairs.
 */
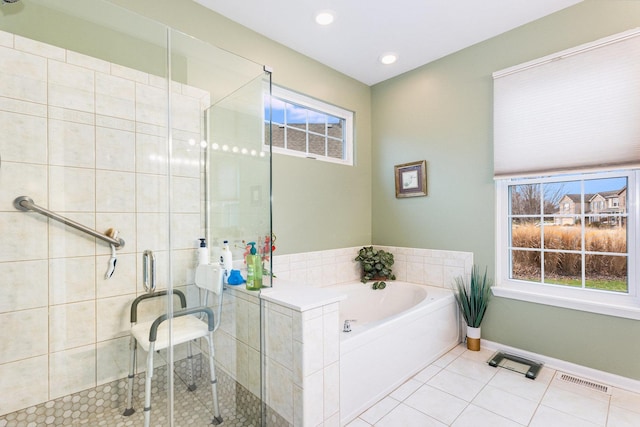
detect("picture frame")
(394, 160), (427, 198)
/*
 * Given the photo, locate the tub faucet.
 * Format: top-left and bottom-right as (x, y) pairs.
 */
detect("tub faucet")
(343, 319), (357, 333)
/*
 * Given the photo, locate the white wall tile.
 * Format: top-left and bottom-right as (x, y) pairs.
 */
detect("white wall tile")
(136, 132), (169, 175)
(303, 369), (324, 426)
(0, 46), (46, 103)
(136, 83), (167, 126)
(48, 213), (96, 258)
(266, 358), (294, 423)
(267, 309), (293, 367)
(96, 72), (135, 120)
(96, 336), (130, 385)
(96, 170), (136, 212)
(0, 307), (48, 364)
(67, 50), (110, 73)
(302, 316), (324, 375)
(0, 109), (47, 163)
(14, 35), (65, 60)
(49, 300), (96, 351)
(48, 166), (95, 212)
(111, 63), (149, 84)
(96, 253), (137, 298)
(171, 135), (201, 178)
(323, 310), (339, 365)
(0, 355), (48, 415)
(49, 256), (96, 305)
(0, 260), (47, 313)
(96, 126), (136, 172)
(324, 362), (340, 419)
(0, 212), (48, 262)
(49, 345), (96, 399)
(172, 92), (202, 133)
(171, 213), (200, 250)
(0, 161), (47, 212)
(48, 119), (95, 168)
(96, 294), (132, 341)
(48, 60), (95, 113)
(136, 213), (169, 251)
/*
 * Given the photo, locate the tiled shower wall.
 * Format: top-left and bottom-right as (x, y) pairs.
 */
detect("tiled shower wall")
(0, 31), (209, 416)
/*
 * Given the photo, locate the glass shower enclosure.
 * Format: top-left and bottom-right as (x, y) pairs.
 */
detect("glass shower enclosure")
(0, 0), (272, 426)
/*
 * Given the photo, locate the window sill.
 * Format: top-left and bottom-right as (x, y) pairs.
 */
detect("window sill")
(492, 286), (640, 320)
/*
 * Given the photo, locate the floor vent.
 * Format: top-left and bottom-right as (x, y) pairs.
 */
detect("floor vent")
(556, 372), (611, 394)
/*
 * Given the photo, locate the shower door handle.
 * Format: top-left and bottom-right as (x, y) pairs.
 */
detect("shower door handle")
(143, 250), (156, 293)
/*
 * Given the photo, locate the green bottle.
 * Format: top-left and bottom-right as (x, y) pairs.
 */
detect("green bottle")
(246, 242), (262, 291)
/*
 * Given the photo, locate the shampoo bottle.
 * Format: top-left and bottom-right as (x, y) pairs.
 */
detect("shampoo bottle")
(220, 240), (233, 283)
(197, 238), (209, 265)
(245, 242), (262, 291)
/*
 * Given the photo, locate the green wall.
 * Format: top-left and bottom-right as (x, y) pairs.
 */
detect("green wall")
(108, 0), (373, 254)
(371, 0), (640, 379)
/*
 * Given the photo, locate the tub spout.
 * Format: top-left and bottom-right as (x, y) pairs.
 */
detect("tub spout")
(343, 319), (357, 333)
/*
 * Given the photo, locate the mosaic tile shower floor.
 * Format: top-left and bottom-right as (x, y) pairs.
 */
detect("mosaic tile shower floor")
(0, 356), (290, 427)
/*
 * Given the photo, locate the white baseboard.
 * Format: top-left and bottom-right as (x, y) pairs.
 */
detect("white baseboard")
(481, 339), (640, 393)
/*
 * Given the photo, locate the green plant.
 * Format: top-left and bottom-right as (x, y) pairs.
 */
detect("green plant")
(354, 246), (396, 284)
(454, 265), (493, 328)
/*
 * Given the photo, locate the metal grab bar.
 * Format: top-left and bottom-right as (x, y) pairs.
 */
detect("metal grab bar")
(13, 196), (125, 249)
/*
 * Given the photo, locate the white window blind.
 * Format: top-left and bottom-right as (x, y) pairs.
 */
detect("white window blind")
(493, 29), (640, 178)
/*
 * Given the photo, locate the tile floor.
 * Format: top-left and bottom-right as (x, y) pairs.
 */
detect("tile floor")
(346, 344), (640, 427)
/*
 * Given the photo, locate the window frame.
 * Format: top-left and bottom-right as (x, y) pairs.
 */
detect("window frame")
(264, 85), (354, 166)
(495, 170), (640, 320)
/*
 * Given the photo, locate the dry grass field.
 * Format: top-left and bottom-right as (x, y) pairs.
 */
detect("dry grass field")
(511, 224), (627, 290)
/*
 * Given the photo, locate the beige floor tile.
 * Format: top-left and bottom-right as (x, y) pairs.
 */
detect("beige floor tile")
(529, 405), (600, 427)
(451, 404), (524, 427)
(389, 379), (422, 401)
(427, 368), (486, 402)
(488, 368), (549, 402)
(541, 385), (609, 425)
(375, 403), (446, 427)
(359, 396), (400, 425)
(607, 404), (640, 427)
(472, 384), (538, 425)
(403, 384), (467, 425)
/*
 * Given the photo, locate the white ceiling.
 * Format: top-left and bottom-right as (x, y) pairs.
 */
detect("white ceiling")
(194, 0), (582, 86)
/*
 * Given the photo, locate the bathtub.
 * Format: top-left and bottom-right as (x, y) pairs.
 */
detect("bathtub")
(331, 281), (460, 424)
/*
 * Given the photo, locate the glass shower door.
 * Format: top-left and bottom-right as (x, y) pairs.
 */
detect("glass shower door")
(0, 1), (270, 426)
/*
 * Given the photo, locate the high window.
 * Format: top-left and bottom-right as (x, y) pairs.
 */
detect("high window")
(264, 85), (354, 165)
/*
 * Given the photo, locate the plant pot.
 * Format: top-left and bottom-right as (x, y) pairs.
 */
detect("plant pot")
(466, 326), (481, 351)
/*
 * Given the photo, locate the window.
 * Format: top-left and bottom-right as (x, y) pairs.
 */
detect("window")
(264, 85), (354, 165)
(496, 171), (638, 318)
(493, 29), (640, 319)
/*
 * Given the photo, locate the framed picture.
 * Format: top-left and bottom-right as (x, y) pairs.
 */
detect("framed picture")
(394, 160), (427, 198)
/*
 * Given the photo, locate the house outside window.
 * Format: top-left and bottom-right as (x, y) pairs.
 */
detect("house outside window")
(264, 85), (354, 165)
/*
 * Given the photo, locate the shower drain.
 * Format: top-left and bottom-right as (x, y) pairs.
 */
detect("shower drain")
(555, 372), (611, 394)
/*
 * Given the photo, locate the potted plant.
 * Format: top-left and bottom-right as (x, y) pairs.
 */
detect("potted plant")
(453, 265), (493, 351)
(354, 246), (396, 289)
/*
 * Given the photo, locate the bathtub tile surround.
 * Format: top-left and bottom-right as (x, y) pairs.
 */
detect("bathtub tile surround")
(260, 293), (342, 426)
(263, 245), (472, 426)
(0, 31), (209, 416)
(346, 344), (640, 427)
(271, 245), (473, 289)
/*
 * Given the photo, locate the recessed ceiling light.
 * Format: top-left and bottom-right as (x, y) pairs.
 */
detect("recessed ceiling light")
(379, 53), (398, 65)
(315, 10), (335, 26)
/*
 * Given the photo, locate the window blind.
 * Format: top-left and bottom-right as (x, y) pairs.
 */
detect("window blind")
(493, 29), (640, 178)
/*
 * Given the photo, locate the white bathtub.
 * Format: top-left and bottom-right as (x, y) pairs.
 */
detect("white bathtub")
(331, 281), (460, 424)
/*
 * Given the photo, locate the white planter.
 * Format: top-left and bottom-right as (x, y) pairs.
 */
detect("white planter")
(466, 326), (481, 351)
